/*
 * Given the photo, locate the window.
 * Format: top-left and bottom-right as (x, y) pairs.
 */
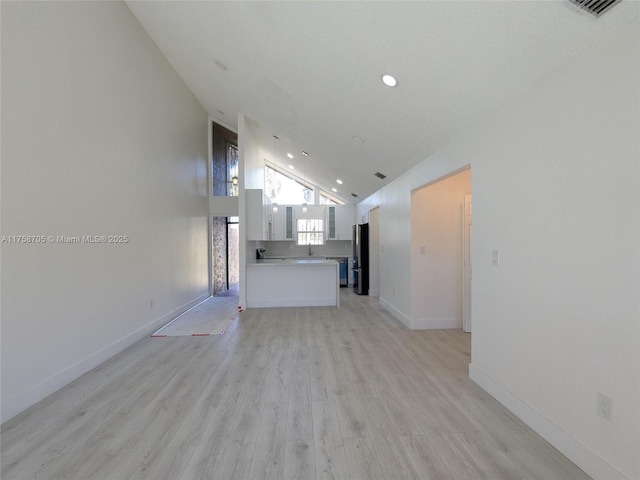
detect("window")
(227, 144), (239, 197)
(297, 218), (324, 245)
(319, 193), (341, 205)
(265, 166), (312, 205)
(227, 144), (239, 222)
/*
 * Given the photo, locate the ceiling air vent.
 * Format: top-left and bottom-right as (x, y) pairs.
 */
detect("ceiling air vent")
(374, 172), (387, 180)
(351, 192), (358, 198)
(568, 0), (622, 17)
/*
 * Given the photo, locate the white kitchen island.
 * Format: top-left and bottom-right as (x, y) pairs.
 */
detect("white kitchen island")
(246, 259), (339, 308)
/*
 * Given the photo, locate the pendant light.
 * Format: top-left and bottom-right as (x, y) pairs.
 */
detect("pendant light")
(272, 135), (278, 213)
(302, 152), (308, 213)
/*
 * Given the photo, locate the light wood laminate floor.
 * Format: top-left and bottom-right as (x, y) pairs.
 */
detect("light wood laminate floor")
(2, 290), (590, 480)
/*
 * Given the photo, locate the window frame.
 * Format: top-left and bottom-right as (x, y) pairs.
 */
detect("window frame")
(319, 192), (342, 205)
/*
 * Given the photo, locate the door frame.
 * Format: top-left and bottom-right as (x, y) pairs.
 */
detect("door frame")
(463, 194), (472, 333)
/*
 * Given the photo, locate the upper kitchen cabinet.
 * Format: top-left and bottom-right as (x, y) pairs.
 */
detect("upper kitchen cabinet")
(246, 189), (271, 240)
(271, 206), (289, 241)
(251, 201), (354, 242)
(328, 205), (355, 240)
(271, 205), (301, 241)
(284, 206), (294, 240)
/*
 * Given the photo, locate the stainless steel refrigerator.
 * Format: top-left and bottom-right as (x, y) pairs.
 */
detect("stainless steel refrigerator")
(352, 223), (369, 295)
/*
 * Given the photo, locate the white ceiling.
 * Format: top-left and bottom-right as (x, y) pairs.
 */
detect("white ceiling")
(126, 0), (638, 204)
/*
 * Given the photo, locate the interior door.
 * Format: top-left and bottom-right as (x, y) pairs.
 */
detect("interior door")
(463, 195), (472, 333)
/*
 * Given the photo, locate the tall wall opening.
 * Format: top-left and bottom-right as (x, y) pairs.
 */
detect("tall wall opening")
(410, 168), (471, 329)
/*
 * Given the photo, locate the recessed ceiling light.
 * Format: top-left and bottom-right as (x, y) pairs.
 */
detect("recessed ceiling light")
(331, 188), (338, 192)
(287, 153), (294, 159)
(382, 74), (397, 87)
(336, 179), (343, 185)
(215, 60), (228, 71)
(289, 165), (294, 169)
(302, 151), (309, 156)
(352, 136), (364, 143)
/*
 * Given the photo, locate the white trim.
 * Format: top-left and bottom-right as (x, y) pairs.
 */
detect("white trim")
(411, 316), (460, 330)
(469, 363), (629, 480)
(207, 116), (213, 298)
(379, 297), (411, 328)
(1, 293), (209, 423)
(368, 289), (380, 297)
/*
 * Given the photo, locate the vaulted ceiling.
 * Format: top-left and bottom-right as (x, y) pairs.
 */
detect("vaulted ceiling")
(127, 1), (637, 204)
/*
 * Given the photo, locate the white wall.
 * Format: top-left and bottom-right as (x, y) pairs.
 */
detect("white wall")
(237, 114), (264, 307)
(1, 2), (209, 422)
(358, 18), (639, 480)
(411, 169), (471, 329)
(242, 117), (266, 191)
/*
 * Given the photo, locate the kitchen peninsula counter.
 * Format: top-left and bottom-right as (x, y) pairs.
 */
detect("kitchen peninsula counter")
(246, 259), (339, 308)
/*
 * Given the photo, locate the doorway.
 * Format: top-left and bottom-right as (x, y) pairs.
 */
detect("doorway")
(211, 122), (239, 297)
(409, 168), (471, 330)
(211, 216), (239, 297)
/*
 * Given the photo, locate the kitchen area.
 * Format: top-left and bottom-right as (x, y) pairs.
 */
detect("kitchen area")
(245, 189), (367, 308)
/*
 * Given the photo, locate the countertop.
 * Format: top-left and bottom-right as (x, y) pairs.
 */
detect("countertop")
(261, 255), (351, 260)
(250, 258), (338, 266)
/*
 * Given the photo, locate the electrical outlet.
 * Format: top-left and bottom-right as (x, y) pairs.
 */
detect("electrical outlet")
(149, 299), (153, 309)
(492, 249), (500, 265)
(598, 392), (613, 421)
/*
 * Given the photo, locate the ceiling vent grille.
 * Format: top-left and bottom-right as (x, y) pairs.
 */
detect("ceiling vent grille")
(568, 0), (622, 17)
(374, 172), (387, 179)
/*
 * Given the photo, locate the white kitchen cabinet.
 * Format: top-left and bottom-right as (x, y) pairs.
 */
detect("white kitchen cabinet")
(250, 201), (354, 242)
(328, 206), (336, 239)
(328, 205), (355, 240)
(271, 206), (285, 240)
(284, 206), (294, 240)
(246, 189), (271, 241)
(270, 205), (294, 240)
(246, 259), (340, 308)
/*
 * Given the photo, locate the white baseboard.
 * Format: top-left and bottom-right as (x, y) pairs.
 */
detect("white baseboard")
(411, 316), (460, 330)
(378, 300), (459, 330)
(379, 297), (411, 328)
(469, 363), (628, 480)
(368, 288), (380, 297)
(1, 292), (210, 424)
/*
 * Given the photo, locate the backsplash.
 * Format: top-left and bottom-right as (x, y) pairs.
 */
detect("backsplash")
(256, 240), (352, 258)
